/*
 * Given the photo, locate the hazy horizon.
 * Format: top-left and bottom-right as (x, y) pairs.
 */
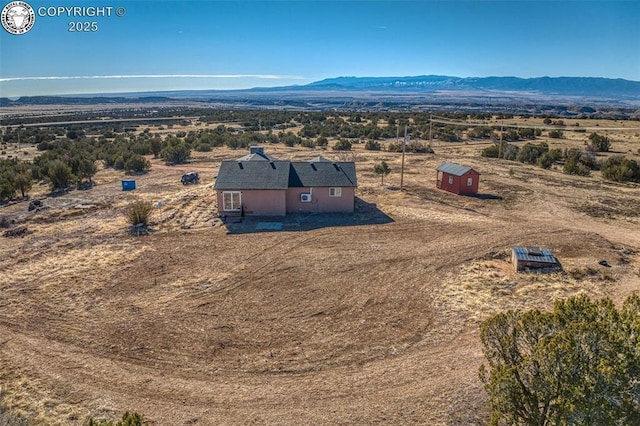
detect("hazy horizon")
(4, 74), (640, 101)
(2, 1), (639, 97)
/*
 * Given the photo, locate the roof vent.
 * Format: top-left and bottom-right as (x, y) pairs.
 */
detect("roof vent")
(526, 247), (542, 256)
(250, 146), (265, 155)
(238, 162), (244, 170)
(270, 161), (276, 169)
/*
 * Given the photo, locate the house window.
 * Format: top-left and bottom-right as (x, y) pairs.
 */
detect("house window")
(467, 177), (473, 186)
(448, 176), (454, 185)
(222, 191), (241, 211)
(329, 187), (342, 197)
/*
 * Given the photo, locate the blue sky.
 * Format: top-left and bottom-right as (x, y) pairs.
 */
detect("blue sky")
(1, 0), (639, 97)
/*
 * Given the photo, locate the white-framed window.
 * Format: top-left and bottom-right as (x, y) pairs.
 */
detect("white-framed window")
(222, 191), (241, 211)
(467, 177), (473, 186)
(329, 187), (342, 197)
(448, 176), (454, 184)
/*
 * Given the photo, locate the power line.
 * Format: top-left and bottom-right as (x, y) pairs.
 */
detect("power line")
(428, 115), (637, 132)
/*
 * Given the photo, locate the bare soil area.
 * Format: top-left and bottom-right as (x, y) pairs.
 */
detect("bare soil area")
(1, 136), (639, 425)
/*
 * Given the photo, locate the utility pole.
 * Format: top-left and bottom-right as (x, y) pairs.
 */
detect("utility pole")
(498, 121), (504, 159)
(400, 125), (407, 191)
(429, 114), (433, 144)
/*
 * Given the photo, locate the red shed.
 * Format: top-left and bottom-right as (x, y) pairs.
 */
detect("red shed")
(436, 162), (480, 195)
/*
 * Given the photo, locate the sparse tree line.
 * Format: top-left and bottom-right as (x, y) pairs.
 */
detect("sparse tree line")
(0, 158), (32, 200)
(481, 132), (640, 182)
(2, 110), (638, 202)
(1, 129), (161, 201)
(0, 113), (449, 202)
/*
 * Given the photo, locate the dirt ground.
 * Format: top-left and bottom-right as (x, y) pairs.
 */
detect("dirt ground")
(1, 128), (640, 425)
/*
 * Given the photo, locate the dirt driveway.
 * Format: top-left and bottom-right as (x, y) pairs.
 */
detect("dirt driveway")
(1, 146), (639, 424)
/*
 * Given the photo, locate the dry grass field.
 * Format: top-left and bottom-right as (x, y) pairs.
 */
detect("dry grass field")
(1, 119), (640, 425)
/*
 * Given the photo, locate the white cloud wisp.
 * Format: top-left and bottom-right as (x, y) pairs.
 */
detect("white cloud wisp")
(0, 74), (305, 83)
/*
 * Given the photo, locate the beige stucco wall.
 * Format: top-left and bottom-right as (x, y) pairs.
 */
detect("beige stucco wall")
(286, 187), (355, 214)
(217, 189), (286, 216)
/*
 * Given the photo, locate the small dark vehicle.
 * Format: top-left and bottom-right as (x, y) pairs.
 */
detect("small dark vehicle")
(181, 172), (200, 185)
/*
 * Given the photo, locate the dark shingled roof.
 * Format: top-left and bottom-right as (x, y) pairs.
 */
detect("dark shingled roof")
(214, 160), (291, 190)
(436, 162), (478, 176)
(236, 151), (278, 162)
(289, 161), (357, 188)
(214, 149), (358, 191)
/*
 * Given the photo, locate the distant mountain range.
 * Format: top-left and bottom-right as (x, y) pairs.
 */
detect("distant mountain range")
(302, 75), (640, 99)
(2, 75), (640, 110)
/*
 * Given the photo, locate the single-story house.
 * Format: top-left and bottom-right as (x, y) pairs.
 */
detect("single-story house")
(436, 162), (480, 195)
(512, 246), (562, 273)
(214, 147), (357, 216)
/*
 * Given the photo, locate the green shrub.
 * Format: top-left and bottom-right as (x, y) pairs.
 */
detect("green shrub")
(37, 141), (53, 151)
(301, 139), (316, 149)
(548, 129), (564, 138)
(87, 411), (146, 426)
(364, 139), (381, 151)
(316, 136), (329, 147)
(588, 132), (611, 152)
(332, 139), (352, 151)
(281, 132), (302, 147)
(125, 202), (153, 226)
(0, 215), (12, 228)
(374, 160), (391, 184)
(537, 149), (562, 169)
(437, 131), (461, 142)
(562, 148), (596, 176)
(517, 142), (549, 165)
(47, 160), (74, 190)
(387, 141), (433, 153)
(480, 295), (640, 426)
(160, 143), (191, 165)
(563, 160), (591, 176)
(195, 143), (212, 152)
(124, 154), (151, 174)
(481, 144), (500, 158)
(481, 143), (518, 160)
(407, 141), (434, 153)
(467, 126), (493, 139)
(601, 156), (640, 182)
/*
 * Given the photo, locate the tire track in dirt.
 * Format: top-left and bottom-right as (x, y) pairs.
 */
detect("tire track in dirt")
(2, 142), (639, 425)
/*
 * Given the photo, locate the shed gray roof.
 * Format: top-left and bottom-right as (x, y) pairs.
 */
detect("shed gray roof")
(214, 160), (291, 190)
(436, 162), (478, 176)
(512, 247), (559, 264)
(289, 161), (357, 188)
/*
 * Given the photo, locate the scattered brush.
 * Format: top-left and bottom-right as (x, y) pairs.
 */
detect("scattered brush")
(125, 201), (153, 235)
(0, 215), (12, 229)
